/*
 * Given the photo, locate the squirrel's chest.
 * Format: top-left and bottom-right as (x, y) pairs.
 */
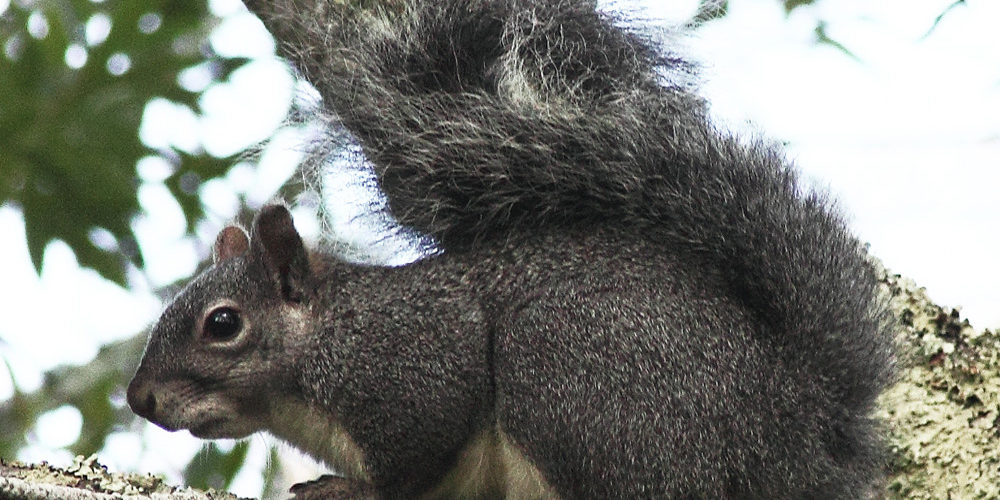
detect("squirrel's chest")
(420, 427), (560, 500)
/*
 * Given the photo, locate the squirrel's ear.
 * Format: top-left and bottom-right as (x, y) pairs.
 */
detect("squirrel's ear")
(213, 226), (250, 264)
(253, 204), (310, 301)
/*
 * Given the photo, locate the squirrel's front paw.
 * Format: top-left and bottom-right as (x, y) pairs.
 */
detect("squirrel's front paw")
(289, 474), (380, 500)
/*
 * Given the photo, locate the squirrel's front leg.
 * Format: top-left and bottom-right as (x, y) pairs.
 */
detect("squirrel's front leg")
(289, 475), (380, 500)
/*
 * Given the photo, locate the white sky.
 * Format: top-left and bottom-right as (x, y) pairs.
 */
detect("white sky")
(687, 0), (1000, 330)
(0, 0), (997, 496)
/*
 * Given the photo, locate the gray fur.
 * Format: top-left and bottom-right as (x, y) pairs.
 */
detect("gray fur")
(129, 0), (895, 498)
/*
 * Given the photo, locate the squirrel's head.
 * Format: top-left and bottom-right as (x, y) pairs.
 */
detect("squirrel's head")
(127, 204), (315, 439)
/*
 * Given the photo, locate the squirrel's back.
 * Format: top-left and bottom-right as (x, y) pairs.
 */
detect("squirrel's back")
(245, 0), (896, 496)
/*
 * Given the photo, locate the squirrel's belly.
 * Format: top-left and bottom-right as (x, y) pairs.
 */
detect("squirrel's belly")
(420, 425), (560, 500)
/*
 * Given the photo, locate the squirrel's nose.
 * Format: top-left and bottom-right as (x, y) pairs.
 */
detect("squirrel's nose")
(126, 376), (157, 420)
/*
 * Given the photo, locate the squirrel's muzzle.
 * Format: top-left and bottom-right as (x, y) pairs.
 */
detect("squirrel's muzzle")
(126, 376), (158, 423)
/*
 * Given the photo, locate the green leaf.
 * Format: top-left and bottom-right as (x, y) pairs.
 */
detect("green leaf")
(260, 447), (284, 500)
(0, 335), (147, 459)
(0, 389), (32, 459)
(689, 0), (729, 27)
(923, 0), (966, 39)
(168, 151), (239, 233)
(814, 22), (860, 62)
(783, 0), (816, 13)
(184, 441), (250, 492)
(0, 0), (254, 286)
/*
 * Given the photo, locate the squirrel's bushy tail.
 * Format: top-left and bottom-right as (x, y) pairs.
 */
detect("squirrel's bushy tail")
(247, 0), (895, 491)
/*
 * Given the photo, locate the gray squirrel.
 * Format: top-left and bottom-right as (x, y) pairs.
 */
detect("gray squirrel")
(127, 0), (896, 498)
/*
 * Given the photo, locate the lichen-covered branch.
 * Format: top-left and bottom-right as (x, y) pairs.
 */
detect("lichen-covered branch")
(0, 455), (245, 500)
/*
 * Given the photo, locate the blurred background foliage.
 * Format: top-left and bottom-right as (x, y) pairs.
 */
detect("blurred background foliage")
(1, 0), (255, 492)
(0, 0), (964, 496)
(1, 0), (245, 287)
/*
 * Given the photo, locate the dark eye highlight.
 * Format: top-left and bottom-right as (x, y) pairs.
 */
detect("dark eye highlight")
(204, 307), (242, 341)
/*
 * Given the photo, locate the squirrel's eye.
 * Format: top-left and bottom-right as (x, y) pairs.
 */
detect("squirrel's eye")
(204, 307), (242, 341)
